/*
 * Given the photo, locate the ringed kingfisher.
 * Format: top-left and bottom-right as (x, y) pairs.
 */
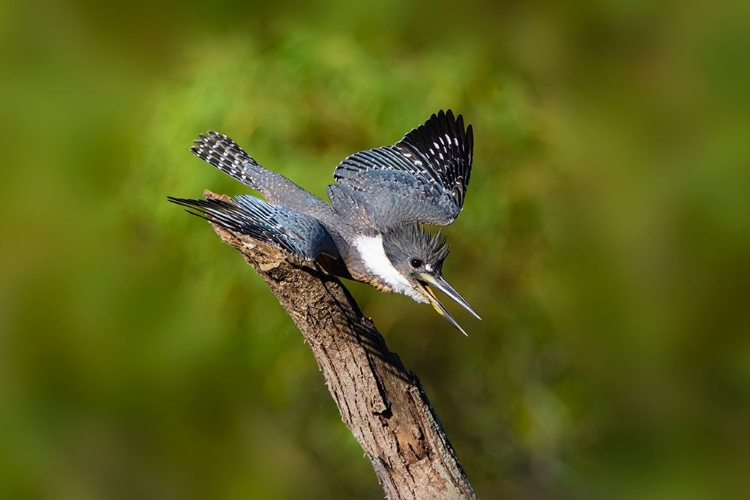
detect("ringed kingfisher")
(169, 110), (481, 335)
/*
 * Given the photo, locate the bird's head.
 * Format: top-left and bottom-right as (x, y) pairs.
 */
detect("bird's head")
(381, 225), (481, 335)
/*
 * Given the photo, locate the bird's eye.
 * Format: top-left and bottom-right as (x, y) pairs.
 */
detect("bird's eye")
(409, 258), (423, 269)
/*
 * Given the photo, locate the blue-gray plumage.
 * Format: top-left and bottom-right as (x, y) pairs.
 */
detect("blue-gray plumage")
(169, 195), (338, 262)
(168, 110), (480, 335)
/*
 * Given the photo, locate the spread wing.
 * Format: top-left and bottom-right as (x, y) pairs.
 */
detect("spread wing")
(168, 195), (340, 262)
(330, 110), (473, 230)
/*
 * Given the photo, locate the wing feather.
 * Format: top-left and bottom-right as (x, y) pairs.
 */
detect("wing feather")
(330, 110), (473, 229)
(168, 195), (339, 262)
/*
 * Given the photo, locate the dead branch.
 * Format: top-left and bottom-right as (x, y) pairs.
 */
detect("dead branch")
(204, 190), (476, 500)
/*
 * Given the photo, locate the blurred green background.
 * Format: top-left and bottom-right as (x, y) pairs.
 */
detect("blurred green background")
(1, 0), (748, 498)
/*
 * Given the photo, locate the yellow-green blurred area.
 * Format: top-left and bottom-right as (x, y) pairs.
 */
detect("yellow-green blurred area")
(1, 0), (748, 498)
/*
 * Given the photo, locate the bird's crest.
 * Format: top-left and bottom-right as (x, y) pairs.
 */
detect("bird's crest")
(382, 225), (449, 267)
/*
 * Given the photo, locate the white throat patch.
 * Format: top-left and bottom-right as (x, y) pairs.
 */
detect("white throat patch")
(353, 235), (426, 303)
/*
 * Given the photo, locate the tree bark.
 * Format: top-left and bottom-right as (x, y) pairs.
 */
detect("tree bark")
(205, 191), (477, 500)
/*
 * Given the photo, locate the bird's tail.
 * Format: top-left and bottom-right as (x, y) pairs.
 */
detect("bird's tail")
(190, 131), (333, 221)
(191, 131), (266, 191)
(168, 195), (339, 262)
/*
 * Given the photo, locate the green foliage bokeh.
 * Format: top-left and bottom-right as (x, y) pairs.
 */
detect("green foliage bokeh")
(1, 1), (748, 498)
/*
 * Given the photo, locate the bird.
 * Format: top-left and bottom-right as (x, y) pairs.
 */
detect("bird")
(168, 110), (481, 335)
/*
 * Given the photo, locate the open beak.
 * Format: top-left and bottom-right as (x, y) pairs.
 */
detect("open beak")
(414, 272), (481, 336)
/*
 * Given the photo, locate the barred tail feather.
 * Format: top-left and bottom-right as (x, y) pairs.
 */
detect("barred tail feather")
(190, 131), (266, 191)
